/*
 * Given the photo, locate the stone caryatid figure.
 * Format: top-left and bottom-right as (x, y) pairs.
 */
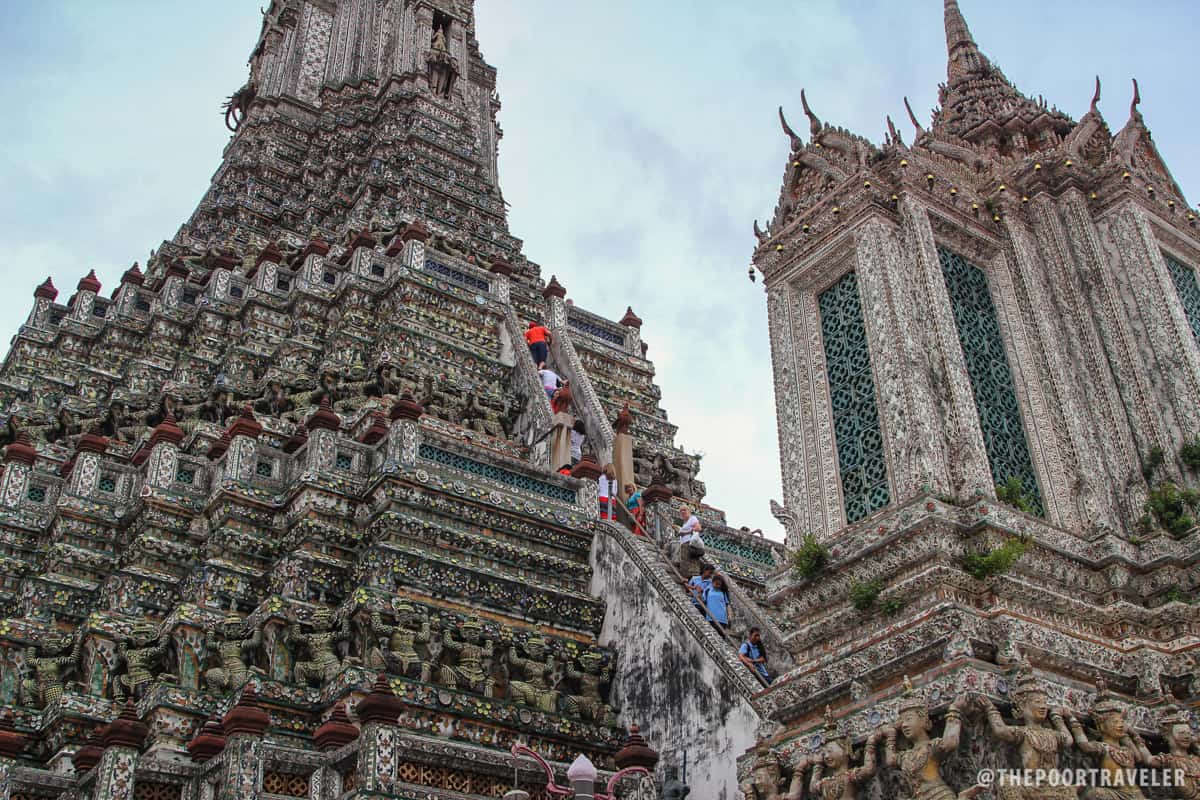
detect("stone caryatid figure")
(1063, 677), (1146, 800)
(1130, 694), (1200, 800)
(21, 630), (81, 709)
(438, 619), (493, 696)
(507, 634), (557, 713)
(740, 741), (788, 800)
(883, 677), (984, 800)
(977, 659), (1076, 799)
(369, 600), (431, 682)
(562, 649), (611, 723)
(287, 607), (348, 687)
(114, 622), (175, 701)
(204, 609), (264, 694)
(807, 705), (883, 800)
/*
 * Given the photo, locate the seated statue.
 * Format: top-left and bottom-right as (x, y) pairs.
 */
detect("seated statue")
(204, 609), (264, 694)
(369, 600), (431, 682)
(507, 635), (557, 713)
(438, 619), (493, 696)
(286, 608), (349, 687)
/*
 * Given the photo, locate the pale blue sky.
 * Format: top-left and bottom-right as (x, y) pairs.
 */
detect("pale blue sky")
(1, 1), (1196, 536)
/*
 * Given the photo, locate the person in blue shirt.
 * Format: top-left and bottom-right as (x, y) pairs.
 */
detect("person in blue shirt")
(704, 574), (731, 632)
(687, 564), (714, 611)
(738, 628), (772, 684)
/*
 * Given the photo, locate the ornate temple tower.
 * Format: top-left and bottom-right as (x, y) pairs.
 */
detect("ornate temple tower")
(0, 2), (784, 798)
(742, 0), (1200, 793)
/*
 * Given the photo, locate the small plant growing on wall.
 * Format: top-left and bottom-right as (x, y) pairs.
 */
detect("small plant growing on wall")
(1181, 436), (1200, 471)
(995, 477), (1035, 514)
(962, 537), (1029, 580)
(791, 534), (829, 579)
(880, 597), (905, 616)
(849, 578), (884, 611)
(1142, 482), (1200, 538)
(1164, 587), (1192, 604)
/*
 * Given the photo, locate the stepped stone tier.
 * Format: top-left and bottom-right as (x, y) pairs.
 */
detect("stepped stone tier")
(739, 1), (1200, 798)
(0, 2), (784, 799)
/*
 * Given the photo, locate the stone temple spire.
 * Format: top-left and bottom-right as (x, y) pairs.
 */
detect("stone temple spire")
(930, 0), (1073, 150)
(944, 0), (990, 81)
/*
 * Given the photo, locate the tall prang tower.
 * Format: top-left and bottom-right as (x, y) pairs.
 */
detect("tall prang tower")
(0, 2), (788, 798)
(741, 0), (1200, 792)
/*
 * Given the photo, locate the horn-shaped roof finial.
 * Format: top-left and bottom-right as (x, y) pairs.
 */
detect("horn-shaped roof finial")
(1090, 76), (1101, 114)
(800, 89), (821, 137)
(1130, 78), (1141, 118)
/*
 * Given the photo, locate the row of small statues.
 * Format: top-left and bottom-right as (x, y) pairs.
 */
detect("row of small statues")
(16, 600), (613, 725)
(744, 669), (1200, 800)
(14, 360), (520, 448)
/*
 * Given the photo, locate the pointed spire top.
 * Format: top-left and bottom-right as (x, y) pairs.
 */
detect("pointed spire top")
(1090, 76), (1101, 115)
(800, 89), (821, 137)
(1129, 78), (1142, 120)
(944, 0), (990, 82)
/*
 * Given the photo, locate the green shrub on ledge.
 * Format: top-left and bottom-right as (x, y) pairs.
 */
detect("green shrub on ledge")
(880, 597), (905, 616)
(1142, 482), (1200, 538)
(1180, 437), (1200, 471)
(791, 534), (829, 579)
(995, 477), (1035, 515)
(849, 578), (883, 611)
(962, 537), (1029, 580)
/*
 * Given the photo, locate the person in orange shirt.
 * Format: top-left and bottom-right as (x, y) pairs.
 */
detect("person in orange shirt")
(524, 321), (552, 368)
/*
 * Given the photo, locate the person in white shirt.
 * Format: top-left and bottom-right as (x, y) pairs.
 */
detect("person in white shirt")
(678, 506), (702, 543)
(597, 463), (617, 520)
(569, 419), (586, 465)
(538, 368), (560, 402)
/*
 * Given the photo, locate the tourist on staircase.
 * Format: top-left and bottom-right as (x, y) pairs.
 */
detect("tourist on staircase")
(538, 366), (561, 403)
(597, 463), (618, 520)
(570, 419), (586, 466)
(524, 320), (551, 369)
(623, 482), (644, 533)
(687, 564), (715, 611)
(739, 628), (772, 685)
(704, 574), (731, 634)
(678, 506), (703, 551)
(551, 380), (573, 414)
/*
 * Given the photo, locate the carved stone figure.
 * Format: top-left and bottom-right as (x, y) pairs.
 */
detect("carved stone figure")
(507, 635), (556, 712)
(21, 631), (80, 709)
(254, 379), (294, 416)
(365, 363), (401, 399)
(978, 659), (1076, 799)
(1131, 695), (1200, 800)
(204, 609), (264, 694)
(114, 622), (175, 700)
(438, 620), (493, 696)
(742, 741), (787, 800)
(883, 677), (983, 800)
(369, 600), (431, 682)
(561, 649), (611, 723)
(810, 706), (883, 800)
(286, 608), (348, 687)
(1065, 678), (1146, 799)
(463, 390), (503, 437)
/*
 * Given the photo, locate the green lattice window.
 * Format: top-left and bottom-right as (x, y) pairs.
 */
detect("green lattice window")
(1164, 252), (1200, 346)
(98, 474), (116, 493)
(417, 444), (577, 503)
(256, 460), (273, 477)
(175, 467), (195, 485)
(27, 485), (47, 503)
(937, 248), (1043, 514)
(819, 272), (890, 523)
(335, 452), (353, 470)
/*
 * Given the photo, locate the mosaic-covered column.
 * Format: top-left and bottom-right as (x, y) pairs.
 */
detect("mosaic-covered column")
(92, 701), (148, 800)
(70, 270), (101, 322)
(25, 277), (58, 328)
(0, 431), (36, 508)
(218, 686), (270, 800)
(353, 675), (405, 793)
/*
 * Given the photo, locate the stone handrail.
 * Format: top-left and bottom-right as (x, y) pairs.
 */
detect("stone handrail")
(502, 304), (555, 467)
(596, 519), (767, 703)
(545, 296), (615, 464)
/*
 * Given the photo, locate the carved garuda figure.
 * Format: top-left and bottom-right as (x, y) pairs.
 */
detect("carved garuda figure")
(204, 608), (264, 694)
(507, 635), (557, 712)
(21, 630), (81, 709)
(562, 649), (611, 724)
(368, 600), (431, 681)
(883, 676), (983, 800)
(287, 607), (349, 687)
(439, 619), (493, 696)
(1064, 677), (1146, 800)
(114, 622), (174, 701)
(978, 657), (1076, 799)
(223, 80), (257, 132)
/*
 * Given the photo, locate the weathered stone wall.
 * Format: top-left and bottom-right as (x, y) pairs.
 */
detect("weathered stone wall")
(591, 529), (761, 799)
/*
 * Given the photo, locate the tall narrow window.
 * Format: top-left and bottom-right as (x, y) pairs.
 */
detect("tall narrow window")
(818, 272), (890, 523)
(1164, 252), (1200, 346)
(937, 248), (1043, 514)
